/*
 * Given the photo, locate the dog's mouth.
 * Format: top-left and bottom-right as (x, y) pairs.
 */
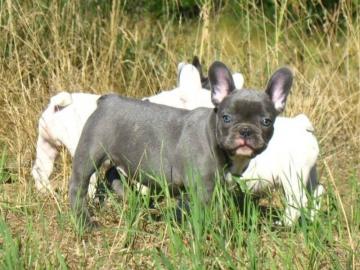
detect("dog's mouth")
(221, 129), (268, 158)
(234, 145), (254, 156)
(231, 138), (255, 157)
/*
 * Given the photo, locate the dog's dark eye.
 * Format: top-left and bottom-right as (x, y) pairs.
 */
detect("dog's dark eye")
(261, 118), (272, 127)
(222, 114), (232, 123)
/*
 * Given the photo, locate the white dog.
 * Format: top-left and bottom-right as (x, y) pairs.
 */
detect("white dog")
(236, 115), (323, 225)
(32, 63), (324, 225)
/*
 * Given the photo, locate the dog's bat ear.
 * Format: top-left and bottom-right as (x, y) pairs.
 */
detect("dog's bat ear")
(178, 64), (202, 90)
(192, 56), (211, 90)
(209, 61), (235, 106)
(177, 62), (187, 86)
(192, 56), (202, 72)
(265, 67), (293, 113)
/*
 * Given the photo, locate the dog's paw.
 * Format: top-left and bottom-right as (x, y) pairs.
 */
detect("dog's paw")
(273, 220), (284, 227)
(88, 218), (102, 230)
(174, 197), (191, 224)
(34, 180), (53, 193)
(273, 217), (294, 227)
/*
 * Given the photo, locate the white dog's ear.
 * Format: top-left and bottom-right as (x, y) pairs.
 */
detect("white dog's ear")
(209, 61), (235, 106)
(192, 56), (202, 73)
(177, 62), (186, 85)
(50, 91), (73, 108)
(192, 56), (212, 89)
(178, 64), (202, 91)
(232, 73), (244, 89)
(192, 56), (206, 80)
(177, 62), (186, 75)
(265, 67), (293, 113)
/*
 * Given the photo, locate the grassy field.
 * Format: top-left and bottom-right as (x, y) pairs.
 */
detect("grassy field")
(0, 0), (359, 268)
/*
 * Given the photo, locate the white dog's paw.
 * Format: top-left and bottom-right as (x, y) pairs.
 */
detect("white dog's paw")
(34, 180), (53, 194)
(273, 220), (283, 226)
(273, 211), (297, 227)
(87, 174), (98, 200)
(313, 184), (325, 199)
(273, 217), (294, 227)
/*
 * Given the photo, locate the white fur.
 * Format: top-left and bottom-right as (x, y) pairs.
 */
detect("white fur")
(232, 73), (244, 90)
(32, 92), (100, 196)
(240, 115), (322, 225)
(32, 64), (323, 225)
(146, 64), (244, 110)
(146, 64), (213, 109)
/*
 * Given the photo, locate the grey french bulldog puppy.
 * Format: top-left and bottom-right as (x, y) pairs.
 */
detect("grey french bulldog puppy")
(69, 61), (293, 226)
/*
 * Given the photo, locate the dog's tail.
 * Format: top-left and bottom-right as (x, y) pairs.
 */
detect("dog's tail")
(49, 91), (73, 111)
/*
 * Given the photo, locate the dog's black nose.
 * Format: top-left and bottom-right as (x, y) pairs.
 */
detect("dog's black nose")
(239, 127), (251, 138)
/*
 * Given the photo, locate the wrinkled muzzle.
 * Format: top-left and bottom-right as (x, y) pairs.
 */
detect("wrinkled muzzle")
(218, 123), (270, 158)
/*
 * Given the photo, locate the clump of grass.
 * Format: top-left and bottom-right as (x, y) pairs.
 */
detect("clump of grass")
(0, 217), (23, 269)
(0, 147), (11, 184)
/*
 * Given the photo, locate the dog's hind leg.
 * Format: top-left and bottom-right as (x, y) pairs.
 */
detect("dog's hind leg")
(32, 135), (58, 193)
(307, 165), (325, 221)
(105, 167), (125, 199)
(281, 170), (309, 226)
(69, 144), (106, 226)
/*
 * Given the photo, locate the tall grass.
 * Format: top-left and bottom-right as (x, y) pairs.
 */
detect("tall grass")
(0, 0), (359, 268)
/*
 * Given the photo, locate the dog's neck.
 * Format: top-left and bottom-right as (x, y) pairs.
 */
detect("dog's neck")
(229, 155), (251, 176)
(224, 155), (250, 188)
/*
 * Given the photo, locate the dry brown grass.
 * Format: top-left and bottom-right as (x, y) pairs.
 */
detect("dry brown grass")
(0, 0), (359, 268)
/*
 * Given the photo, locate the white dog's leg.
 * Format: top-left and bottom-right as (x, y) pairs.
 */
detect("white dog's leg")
(87, 173), (98, 199)
(281, 170), (309, 226)
(31, 135), (58, 192)
(309, 184), (325, 220)
(307, 166), (325, 221)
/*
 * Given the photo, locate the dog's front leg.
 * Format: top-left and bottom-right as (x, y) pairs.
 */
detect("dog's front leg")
(32, 135), (59, 193)
(175, 175), (215, 223)
(175, 194), (191, 223)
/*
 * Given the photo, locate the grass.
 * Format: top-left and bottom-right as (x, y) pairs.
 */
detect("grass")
(0, 0), (359, 268)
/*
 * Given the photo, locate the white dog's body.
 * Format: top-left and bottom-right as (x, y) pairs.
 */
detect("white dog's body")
(239, 114), (323, 224)
(242, 114), (317, 192)
(32, 64), (324, 225)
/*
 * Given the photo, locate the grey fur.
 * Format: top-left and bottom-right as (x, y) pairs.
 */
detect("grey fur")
(69, 61), (292, 225)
